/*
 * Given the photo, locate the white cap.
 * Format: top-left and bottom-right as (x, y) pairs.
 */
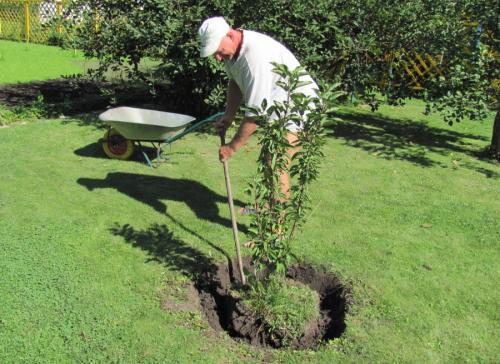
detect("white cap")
(198, 17), (230, 58)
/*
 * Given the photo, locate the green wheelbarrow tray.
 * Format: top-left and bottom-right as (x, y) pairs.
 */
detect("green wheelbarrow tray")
(98, 107), (223, 167)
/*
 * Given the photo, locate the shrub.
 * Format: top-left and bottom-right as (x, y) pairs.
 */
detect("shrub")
(67, 0), (237, 115)
(245, 63), (342, 273)
(0, 96), (48, 126)
(242, 273), (319, 347)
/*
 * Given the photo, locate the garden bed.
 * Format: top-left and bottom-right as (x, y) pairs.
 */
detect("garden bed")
(196, 259), (350, 349)
(0, 78), (152, 114)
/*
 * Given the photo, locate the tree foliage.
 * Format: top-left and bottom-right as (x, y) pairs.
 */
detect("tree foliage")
(69, 0), (498, 156)
(68, 0), (235, 115)
(233, 0), (498, 156)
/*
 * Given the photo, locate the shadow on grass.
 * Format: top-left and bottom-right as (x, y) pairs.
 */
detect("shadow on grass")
(328, 112), (498, 178)
(110, 223), (219, 279)
(77, 172), (248, 233)
(74, 141), (192, 165)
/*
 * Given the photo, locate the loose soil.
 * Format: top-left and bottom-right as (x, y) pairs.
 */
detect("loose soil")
(196, 259), (350, 349)
(0, 78), (152, 113)
(0, 78), (216, 118)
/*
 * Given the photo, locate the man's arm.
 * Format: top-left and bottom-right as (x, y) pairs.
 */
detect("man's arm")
(215, 80), (243, 135)
(225, 80), (243, 120)
(219, 117), (258, 161)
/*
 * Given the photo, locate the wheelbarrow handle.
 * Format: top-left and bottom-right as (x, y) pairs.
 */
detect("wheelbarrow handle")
(164, 111), (225, 145)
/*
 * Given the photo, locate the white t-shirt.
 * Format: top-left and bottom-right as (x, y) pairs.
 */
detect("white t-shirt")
(224, 30), (319, 132)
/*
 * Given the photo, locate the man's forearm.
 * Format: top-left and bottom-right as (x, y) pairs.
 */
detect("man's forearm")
(225, 80), (243, 120)
(229, 117), (258, 152)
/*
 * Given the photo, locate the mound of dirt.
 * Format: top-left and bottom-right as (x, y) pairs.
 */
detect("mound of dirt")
(196, 259), (350, 349)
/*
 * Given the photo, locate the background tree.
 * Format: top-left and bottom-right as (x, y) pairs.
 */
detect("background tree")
(233, 0), (498, 158)
(68, 0), (236, 115)
(69, 0), (499, 158)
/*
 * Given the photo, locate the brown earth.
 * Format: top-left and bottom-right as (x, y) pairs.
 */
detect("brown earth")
(0, 78), (151, 113)
(0, 78), (214, 118)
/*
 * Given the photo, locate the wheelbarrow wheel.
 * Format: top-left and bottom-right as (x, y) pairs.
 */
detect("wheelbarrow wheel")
(102, 128), (134, 160)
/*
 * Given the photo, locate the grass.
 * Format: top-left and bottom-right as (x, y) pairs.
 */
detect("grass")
(0, 40), (88, 84)
(0, 99), (498, 363)
(0, 39), (162, 86)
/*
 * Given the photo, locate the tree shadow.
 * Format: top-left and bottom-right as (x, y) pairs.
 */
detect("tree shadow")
(77, 172), (248, 233)
(327, 112), (498, 178)
(110, 223), (219, 279)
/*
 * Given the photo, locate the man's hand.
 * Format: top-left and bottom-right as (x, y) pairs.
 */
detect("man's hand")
(217, 119), (258, 162)
(219, 143), (236, 162)
(214, 115), (232, 136)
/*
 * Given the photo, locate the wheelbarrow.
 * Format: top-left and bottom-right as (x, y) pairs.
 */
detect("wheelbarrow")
(99, 107), (223, 167)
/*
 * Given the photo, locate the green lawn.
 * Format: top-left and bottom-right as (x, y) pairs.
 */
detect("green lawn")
(0, 39), (161, 85)
(0, 100), (498, 363)
(0, 40), (88, 84)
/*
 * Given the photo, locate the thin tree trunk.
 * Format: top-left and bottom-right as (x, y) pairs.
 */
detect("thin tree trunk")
(491, 110), (500, 160)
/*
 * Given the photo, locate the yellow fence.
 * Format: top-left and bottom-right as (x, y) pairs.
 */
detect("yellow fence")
(0, 0), (67, 44)
(385, 51), (444, 91)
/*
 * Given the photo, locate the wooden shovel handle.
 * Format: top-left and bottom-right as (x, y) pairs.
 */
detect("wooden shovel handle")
(219, 132), (246, 285)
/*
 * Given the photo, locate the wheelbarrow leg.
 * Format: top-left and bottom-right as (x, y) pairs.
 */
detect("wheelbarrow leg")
(155, 142), (164, 164)
(137, 141), (154, 168)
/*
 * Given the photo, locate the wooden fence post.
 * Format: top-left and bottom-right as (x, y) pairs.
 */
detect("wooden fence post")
(56, 0), (62, 34)
(24, 0), (30, 43)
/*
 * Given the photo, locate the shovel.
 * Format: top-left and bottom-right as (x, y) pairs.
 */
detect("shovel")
(219, 133), (246, 285)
